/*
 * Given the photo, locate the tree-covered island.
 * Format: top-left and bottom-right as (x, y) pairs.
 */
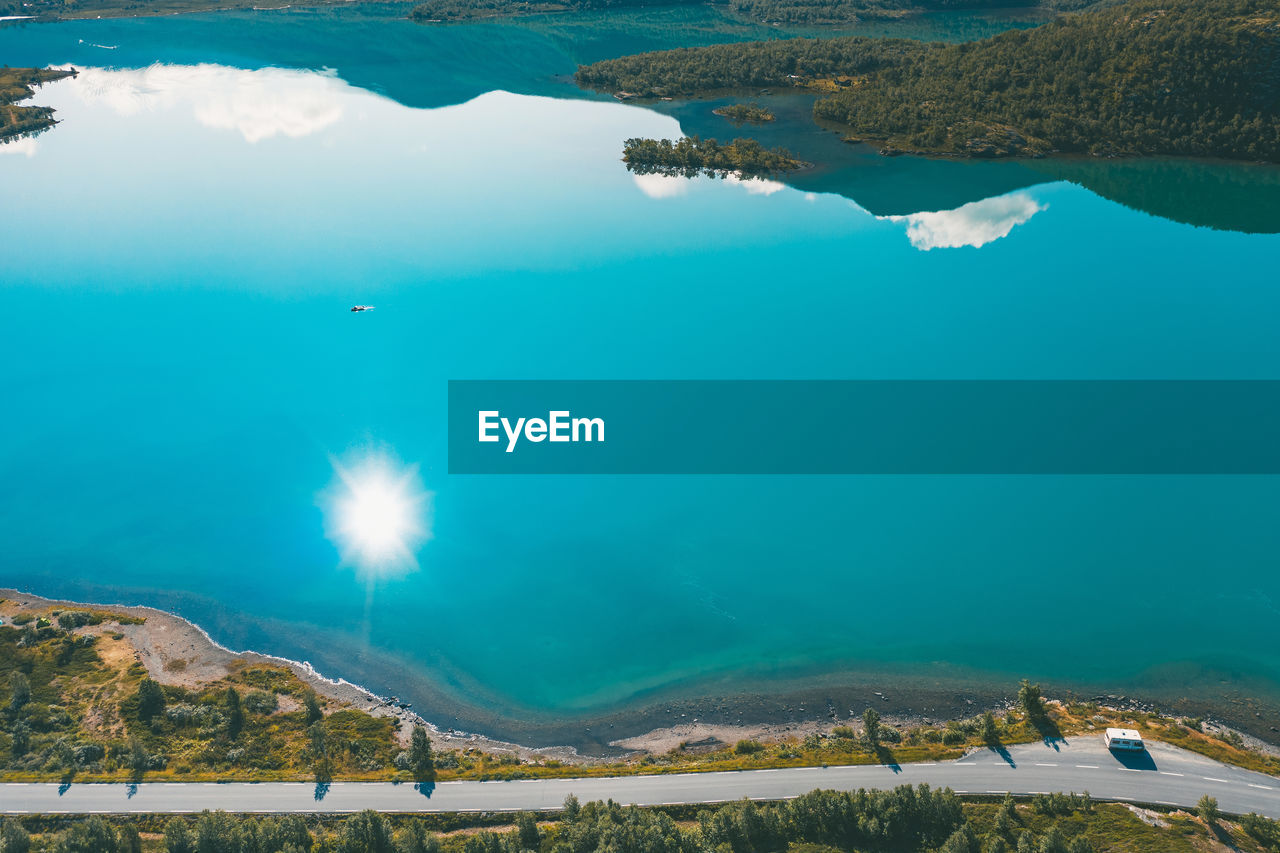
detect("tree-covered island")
(623, 135), (807, 177)
(577, 0), (1280, 161)
(713, 103), (777, 124)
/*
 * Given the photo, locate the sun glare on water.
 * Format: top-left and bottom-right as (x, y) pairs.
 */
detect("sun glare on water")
(323, 453), (432, 576)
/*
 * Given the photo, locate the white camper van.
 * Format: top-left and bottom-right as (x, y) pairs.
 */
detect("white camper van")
(1104, 728), (1145, 751)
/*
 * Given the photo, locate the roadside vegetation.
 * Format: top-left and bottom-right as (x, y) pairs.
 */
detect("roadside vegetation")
(6, 788), (1280, 852)
(0, 67), (75, 143)
(576, 0), (1280, 161)
(3, 603), (1277, 785)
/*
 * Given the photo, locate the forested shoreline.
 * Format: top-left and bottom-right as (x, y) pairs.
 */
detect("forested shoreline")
(576, 37), (922, 96)
(410, 0), (1102, 26)
(576, 0), (1280, 161)
(0, 67), (75, 143)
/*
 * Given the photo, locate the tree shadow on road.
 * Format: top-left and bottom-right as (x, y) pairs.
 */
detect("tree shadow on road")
(314, 782), (331, 801)
(379, 779), (434, 797)
(981, 742), (1016, 767)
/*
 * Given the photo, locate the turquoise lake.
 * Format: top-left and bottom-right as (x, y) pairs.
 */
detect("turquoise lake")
(3, 3), (1280, 748)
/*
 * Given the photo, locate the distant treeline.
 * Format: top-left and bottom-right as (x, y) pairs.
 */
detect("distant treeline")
(729, 0), (1104, 26)
(2, 0), (354, 20)
(577, 0), (1280, 161)
(623, 135), (806, 176)
(410, 0), (1103, 26)
(409, 0), (589, 21)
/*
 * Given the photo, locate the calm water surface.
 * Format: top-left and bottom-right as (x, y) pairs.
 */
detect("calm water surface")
(2, 5), (1280, 746)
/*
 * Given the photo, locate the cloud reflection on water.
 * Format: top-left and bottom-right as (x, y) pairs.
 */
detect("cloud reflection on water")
(884, 191), (1045, 250)
(624, 145), (1041, 249)
(632, 173), (689, 199)
(633, 172), (788, 200)
(21, 62), (1049, 258)
(62, 63), (345, 143)
(0, 137), (39, 157)
(724, 174), (787, 196)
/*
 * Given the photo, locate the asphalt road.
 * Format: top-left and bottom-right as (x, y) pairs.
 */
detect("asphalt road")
(2, 739), (1277, 818)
